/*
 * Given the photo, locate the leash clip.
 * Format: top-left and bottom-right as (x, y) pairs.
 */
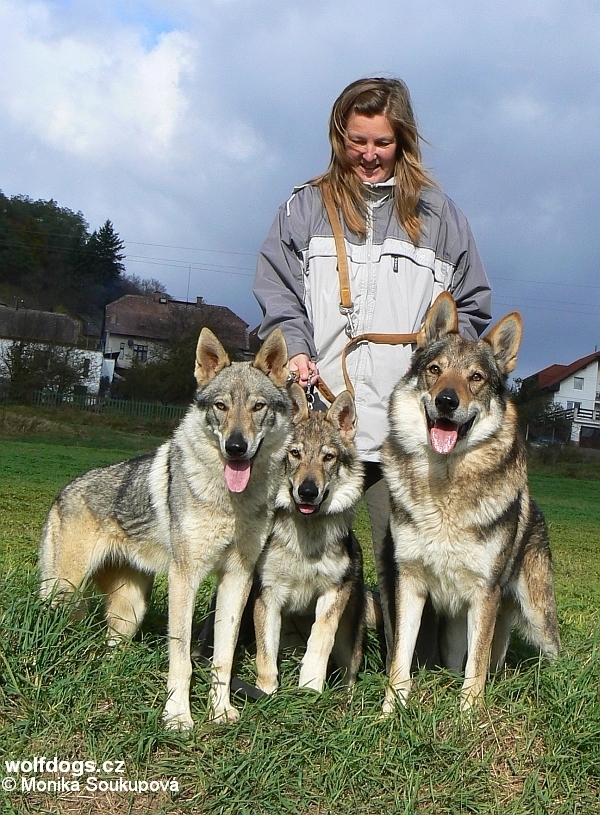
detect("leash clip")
(339, 304), (357, 338)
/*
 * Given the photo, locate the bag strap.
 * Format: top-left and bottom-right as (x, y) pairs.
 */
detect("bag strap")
(318, 181), (419, 400)
(321, 181), (353, 310)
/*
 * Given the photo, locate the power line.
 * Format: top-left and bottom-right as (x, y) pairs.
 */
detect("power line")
(125, 240), (255, 258)
(492, 275), (600, 290)
(493, 293), (600, 309)
(126, 257), (254, 278)
(0, 226), (256, 258)
(492, 298), (600, 317)
(126, 254), (254, 272)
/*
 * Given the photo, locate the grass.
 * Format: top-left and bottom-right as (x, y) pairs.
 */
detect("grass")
(0, 409), (599, 813)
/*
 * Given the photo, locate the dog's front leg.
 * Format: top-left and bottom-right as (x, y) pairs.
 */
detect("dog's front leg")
(209, 566), (254, 723)
(382, 573), (426, 715)
(254, 590), (283, 694)
(163, 562), (202, 731)
(460, 585), (501, 711)
(299, 585), (352, 692)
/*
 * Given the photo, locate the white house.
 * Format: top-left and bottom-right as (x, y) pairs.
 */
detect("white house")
(533, 351), (600, 446)
(104, 292), (249, 372)
(0, 338), (104, 394)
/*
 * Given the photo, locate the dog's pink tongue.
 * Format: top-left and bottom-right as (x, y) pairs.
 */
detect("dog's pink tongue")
(297, 504), (317, 515)
(430, 420), (459, 455)
(224, 459), (252, 492)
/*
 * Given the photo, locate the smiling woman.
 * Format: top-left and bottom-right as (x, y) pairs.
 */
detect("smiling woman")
(344, 113), (397, 185)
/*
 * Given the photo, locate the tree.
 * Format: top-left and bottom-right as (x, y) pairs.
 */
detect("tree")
(85, 220), (125, 286)
(511, 377), (572, 443)
(116, 327), (243, 405)
(120, 274), (168, 297)
(0, 192), (134, 319)
(0, 341), (89, 396)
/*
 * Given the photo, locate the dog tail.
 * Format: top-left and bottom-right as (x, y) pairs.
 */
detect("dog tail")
(364, 589), (383, 631)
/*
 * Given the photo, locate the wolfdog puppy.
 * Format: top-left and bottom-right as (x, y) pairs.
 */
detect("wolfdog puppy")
(381, 292), (560, 713)
(39, 328), (291, 729)
(253, 383), (367, 694)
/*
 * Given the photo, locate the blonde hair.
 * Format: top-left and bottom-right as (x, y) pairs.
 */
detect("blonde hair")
(314, 77), (435, 245)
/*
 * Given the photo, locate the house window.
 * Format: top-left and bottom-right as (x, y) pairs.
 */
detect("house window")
(567, 401), (581, 410)
(133, 344), (148, 362)
(119, 342), (125, 359)
(83, 359), (90, 377)
(573, 376), (584, 390)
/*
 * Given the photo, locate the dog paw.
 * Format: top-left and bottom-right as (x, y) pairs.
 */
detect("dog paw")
(381, 682), (410, 716)
(255, 679), (278, 695)
(298, 678), (324, 694)
(459, 683), (483, 712)
(162, 711), (194, 731)
(209, 704), (240, 725)
(162, 701), (194, 731)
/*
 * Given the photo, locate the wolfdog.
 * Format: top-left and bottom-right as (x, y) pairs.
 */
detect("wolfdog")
(39, 328), (291, 729)
(380, 292), (560, 713)
(253, 383), (368, 694)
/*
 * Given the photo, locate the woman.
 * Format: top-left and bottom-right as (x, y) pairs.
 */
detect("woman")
(253, 77), (492, 661)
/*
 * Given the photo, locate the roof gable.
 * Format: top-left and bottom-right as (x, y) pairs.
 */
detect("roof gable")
(535, 351), (600, 390)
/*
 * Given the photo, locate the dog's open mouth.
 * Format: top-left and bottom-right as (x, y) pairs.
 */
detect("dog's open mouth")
(294, 488), (328, 516)
(296, 503), (319, 515)
(428, 417), (475, 455)
(224, 459), (253, 493)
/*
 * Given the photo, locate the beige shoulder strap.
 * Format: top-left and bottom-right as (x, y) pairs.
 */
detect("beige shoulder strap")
(321, 181), (352, 310)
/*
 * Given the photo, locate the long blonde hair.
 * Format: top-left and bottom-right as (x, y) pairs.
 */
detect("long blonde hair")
(314, 78), (435, 245)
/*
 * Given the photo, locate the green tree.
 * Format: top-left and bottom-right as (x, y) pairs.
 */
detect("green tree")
(511, 377), (572, 443)
(0, 341), (88, 397)
(0, 192), (131, 318)
(86, 220), (125, 286)
(117, 329), (243, 405)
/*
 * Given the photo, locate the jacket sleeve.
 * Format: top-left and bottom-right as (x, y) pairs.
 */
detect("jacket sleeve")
(442, 198), (492, 340)
(253, 195), (317, 359)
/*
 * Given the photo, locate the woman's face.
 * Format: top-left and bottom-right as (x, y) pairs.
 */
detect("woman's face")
(344, 112), (397, 184)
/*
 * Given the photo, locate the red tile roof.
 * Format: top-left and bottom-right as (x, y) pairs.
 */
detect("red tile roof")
(533, 351), (600, 390)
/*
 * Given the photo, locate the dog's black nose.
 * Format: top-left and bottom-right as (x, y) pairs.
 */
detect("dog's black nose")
(225, 432), (248, 458)
(298, 479), (319, 502)
(435, 388), (459, 413)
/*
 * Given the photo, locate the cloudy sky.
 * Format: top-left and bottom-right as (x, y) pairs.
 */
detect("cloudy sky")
(1, 0), (599, 378)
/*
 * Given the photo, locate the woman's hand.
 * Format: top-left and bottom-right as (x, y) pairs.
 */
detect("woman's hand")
(289, 354), (319, 388)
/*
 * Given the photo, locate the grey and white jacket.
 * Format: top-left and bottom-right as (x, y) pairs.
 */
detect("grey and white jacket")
(253, 180), (492, 461)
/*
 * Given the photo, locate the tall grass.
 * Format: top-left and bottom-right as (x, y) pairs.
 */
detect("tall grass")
(0, 419), (599, 814)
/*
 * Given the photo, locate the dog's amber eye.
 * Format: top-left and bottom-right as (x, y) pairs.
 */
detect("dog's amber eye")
(323, 452), (336, 462)
(214, 401), (227, 411)
(253, 401), (266, 412)
(428, 364), (441, 375)
(470, 372), (484, 382)
(289, 448), (301, 459)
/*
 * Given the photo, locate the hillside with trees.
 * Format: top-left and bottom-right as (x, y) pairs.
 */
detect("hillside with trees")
(0, 190), (164, 328)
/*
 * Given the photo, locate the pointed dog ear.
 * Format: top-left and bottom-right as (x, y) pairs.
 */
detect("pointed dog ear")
(483, 312), (523, 375)
(417, 292), (459, 347)
(253, 328), (289, 387)
(195, 328), (230, 386)
(327, 390), (357, 442)
(288, 382), (309, 425)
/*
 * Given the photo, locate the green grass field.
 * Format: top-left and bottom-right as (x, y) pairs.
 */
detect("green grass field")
(0, 409), (599, 814)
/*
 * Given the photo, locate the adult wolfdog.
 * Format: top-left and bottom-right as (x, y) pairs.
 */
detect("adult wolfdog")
(253, 384), (367, 694)
(39, 328), (291, 729)
(380, 292), (560, 714)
